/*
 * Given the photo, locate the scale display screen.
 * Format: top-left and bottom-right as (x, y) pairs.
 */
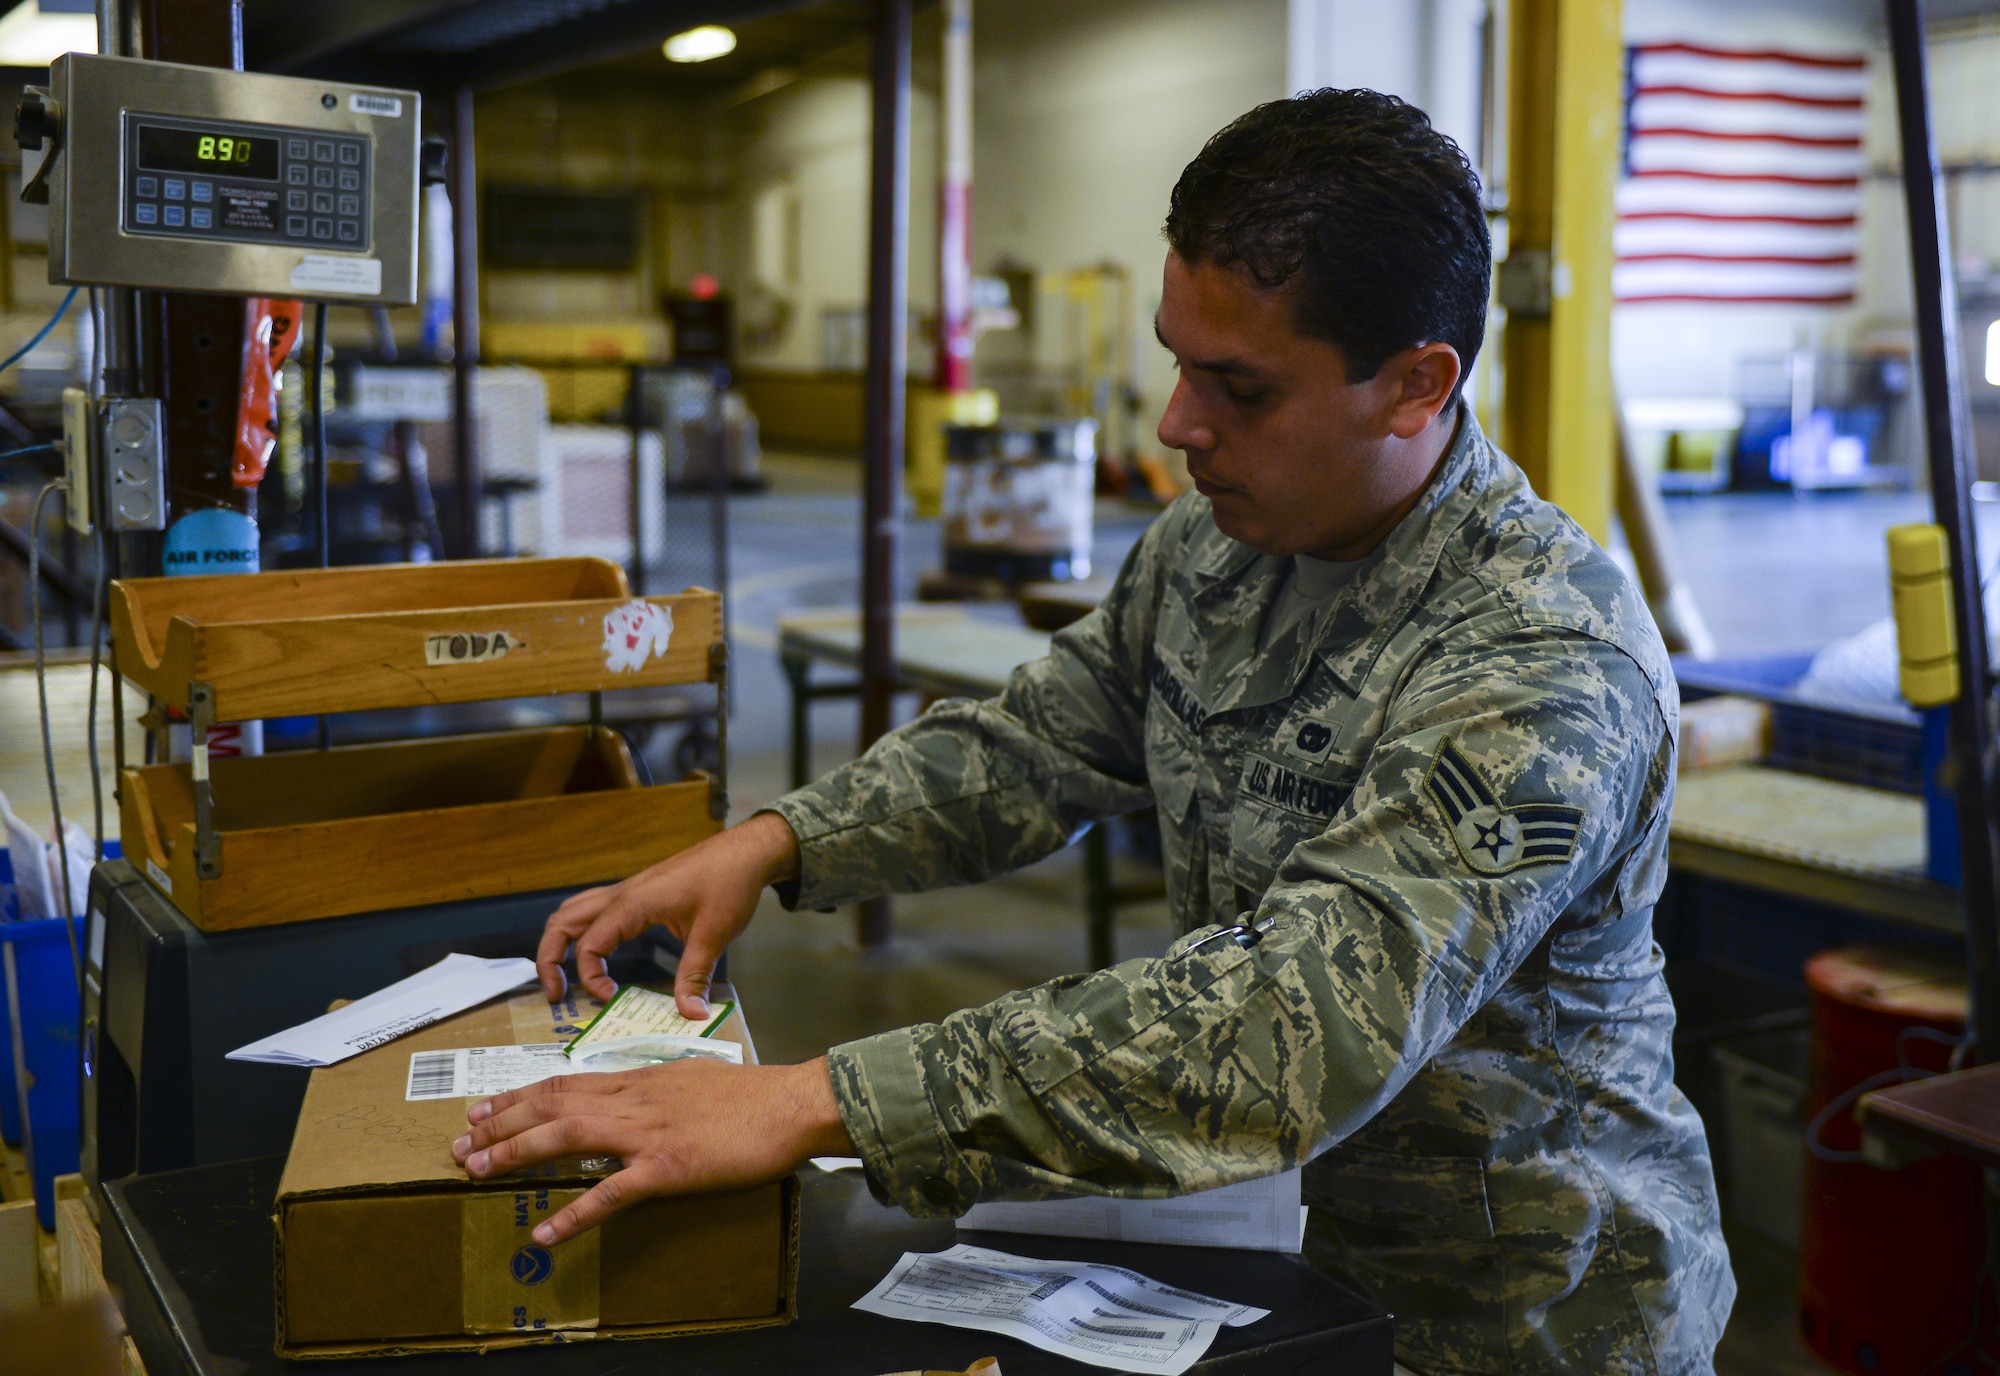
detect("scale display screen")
(122, 112), (372, 253)
(136, 124), (279, 181)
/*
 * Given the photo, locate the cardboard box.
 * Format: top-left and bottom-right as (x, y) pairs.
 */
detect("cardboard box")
(274, 984), (798, 1358)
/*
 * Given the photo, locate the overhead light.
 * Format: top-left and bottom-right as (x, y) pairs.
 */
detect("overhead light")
(0, 1), (97, 68)
(664, 25), (736, 63)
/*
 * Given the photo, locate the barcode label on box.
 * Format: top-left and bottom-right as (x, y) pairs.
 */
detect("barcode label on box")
(405, 1043), (572, 1101)
(406, 1051), (462, 1099)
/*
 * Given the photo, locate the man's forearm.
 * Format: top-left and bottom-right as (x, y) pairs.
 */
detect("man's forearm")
(783, 1056), (856, 1158)
(764, 703), (1154, 911)
(734, 809), (802, 886)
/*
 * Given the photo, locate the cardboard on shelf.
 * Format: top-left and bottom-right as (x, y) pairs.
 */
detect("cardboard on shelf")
(273, 983), (796, 1359)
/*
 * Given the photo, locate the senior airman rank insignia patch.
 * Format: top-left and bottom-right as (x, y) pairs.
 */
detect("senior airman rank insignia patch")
(1425, 737), (1583, 875)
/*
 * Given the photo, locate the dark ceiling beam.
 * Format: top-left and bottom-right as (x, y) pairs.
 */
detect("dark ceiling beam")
(247, 0), (818, 94)
(242, 0), (470, 75)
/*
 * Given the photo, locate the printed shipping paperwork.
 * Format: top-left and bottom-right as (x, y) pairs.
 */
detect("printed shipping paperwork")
(855, 1243), (1268, 1376)
(406, 1038), (744, 1102)
(958, 1169), (1305, 1253)
(275, 982), (798, 1357)
(562, 984), (736, 1067)
(406, 1044), (574, 1102)
(228, 953), (538, 1066)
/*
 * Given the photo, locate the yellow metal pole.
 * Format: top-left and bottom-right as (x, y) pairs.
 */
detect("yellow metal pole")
(1499, 0), (1621, 544)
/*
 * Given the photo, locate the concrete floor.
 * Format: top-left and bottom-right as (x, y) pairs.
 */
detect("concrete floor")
(673, 454), (1981, 1376)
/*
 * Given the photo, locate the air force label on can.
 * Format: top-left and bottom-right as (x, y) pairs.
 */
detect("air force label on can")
(163, 507), (258, 576)
(1425, 736), (1583, 875)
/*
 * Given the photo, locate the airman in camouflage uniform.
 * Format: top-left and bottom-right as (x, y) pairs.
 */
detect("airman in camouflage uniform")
(473, 87), (1736, 1376)
(766, 406), (1736, 1375)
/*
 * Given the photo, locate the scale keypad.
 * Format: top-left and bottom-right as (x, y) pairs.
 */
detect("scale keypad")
(123, 113), (371, 252)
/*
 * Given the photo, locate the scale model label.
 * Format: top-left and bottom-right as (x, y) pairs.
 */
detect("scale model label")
(291, 253), (382, 296)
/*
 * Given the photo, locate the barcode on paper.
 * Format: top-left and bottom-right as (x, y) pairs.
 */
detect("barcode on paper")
(406, 1050), (463, 1100)
(1076, 1320), (1169, 1340)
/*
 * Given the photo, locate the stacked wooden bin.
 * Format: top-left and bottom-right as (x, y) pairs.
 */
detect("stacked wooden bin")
(107, 557), (725, 930)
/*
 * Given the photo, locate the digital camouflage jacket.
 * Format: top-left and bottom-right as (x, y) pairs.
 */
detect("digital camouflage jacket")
(766, 409), (1735, 1376)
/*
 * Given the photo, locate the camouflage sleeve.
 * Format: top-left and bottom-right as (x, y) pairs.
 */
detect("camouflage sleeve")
(824, 618), (1674, 1215)
(760, 500), (1202, 907)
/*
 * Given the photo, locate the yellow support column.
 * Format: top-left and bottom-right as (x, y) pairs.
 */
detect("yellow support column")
(907, 386), (999, 518)
(1499, 0), (1622, 544)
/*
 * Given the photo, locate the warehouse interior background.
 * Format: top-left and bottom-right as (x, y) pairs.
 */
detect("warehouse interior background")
(4, 1), (2000, 1374)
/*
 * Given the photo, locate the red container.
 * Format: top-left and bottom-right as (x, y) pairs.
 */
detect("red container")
(1798, 946), (1982, 1375)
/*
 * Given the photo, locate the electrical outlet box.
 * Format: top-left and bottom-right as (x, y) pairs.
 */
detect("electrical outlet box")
(61, 384), (91, 533)
(105, 397), (166, 531)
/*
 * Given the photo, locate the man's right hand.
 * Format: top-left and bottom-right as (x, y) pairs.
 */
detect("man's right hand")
(535, 810), (802, 1019)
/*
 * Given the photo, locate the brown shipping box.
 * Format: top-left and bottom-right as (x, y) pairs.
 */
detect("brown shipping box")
(274, 984), (800, 1358)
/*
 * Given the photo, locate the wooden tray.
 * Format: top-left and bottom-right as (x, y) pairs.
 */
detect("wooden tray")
(117, 726), (719, 931)
(110, 558), (721, 722)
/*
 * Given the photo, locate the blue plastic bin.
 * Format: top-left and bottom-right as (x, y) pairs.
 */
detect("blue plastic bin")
(1, 838), (114, 1227)
(0, 844), (19, 1147)
(2, 912), (83, 1227)
(1673, 653), (1926, 795)
(1671, 654), (1957, 887)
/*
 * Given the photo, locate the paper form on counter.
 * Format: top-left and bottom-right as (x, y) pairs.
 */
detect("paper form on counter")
(854, 1242), (1268, 1375)
(957, 1168), (1305, 1253)
(225, 953), (537, 1067)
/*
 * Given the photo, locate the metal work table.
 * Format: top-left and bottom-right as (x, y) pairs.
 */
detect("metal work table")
(777, 607), (1161, 967)
(101, 1158), (1395, 1376)
(1861, 1063), (2000, 1170)
(1667, 764), (1960, 935)
(777, 606), (1053, 786)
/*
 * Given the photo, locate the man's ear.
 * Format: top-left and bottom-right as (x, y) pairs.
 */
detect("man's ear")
(1386, 343), (1462, 440)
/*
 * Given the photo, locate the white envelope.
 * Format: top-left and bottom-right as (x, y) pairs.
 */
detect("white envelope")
(226, 952), (537, 1067)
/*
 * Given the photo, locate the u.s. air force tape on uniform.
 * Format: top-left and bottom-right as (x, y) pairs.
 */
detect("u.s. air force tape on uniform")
(461, 1188), (600, 1334)
(1424, 737), (1582, 876)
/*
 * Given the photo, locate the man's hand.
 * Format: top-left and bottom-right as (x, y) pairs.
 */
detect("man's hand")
(536, 811), (801, 1018)
(450, 1057), (852, 1246)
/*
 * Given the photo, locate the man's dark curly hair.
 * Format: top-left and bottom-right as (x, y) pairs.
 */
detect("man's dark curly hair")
(1165, 89), (1490, 399)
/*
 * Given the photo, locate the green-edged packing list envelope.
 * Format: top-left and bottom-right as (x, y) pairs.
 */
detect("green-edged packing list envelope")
(562, 985), (739, 1068)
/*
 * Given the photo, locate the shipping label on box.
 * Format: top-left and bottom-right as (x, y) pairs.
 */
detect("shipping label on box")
(273, 983), (798, 1359)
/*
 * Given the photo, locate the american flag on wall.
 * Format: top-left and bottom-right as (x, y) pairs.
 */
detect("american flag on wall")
(1616, 41), (1868, 306)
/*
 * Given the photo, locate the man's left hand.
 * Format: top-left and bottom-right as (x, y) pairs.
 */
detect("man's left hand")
(451, 1056), (854, 1246)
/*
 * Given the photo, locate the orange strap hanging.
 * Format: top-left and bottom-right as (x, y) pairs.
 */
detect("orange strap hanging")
(233, 297), (302, 489)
